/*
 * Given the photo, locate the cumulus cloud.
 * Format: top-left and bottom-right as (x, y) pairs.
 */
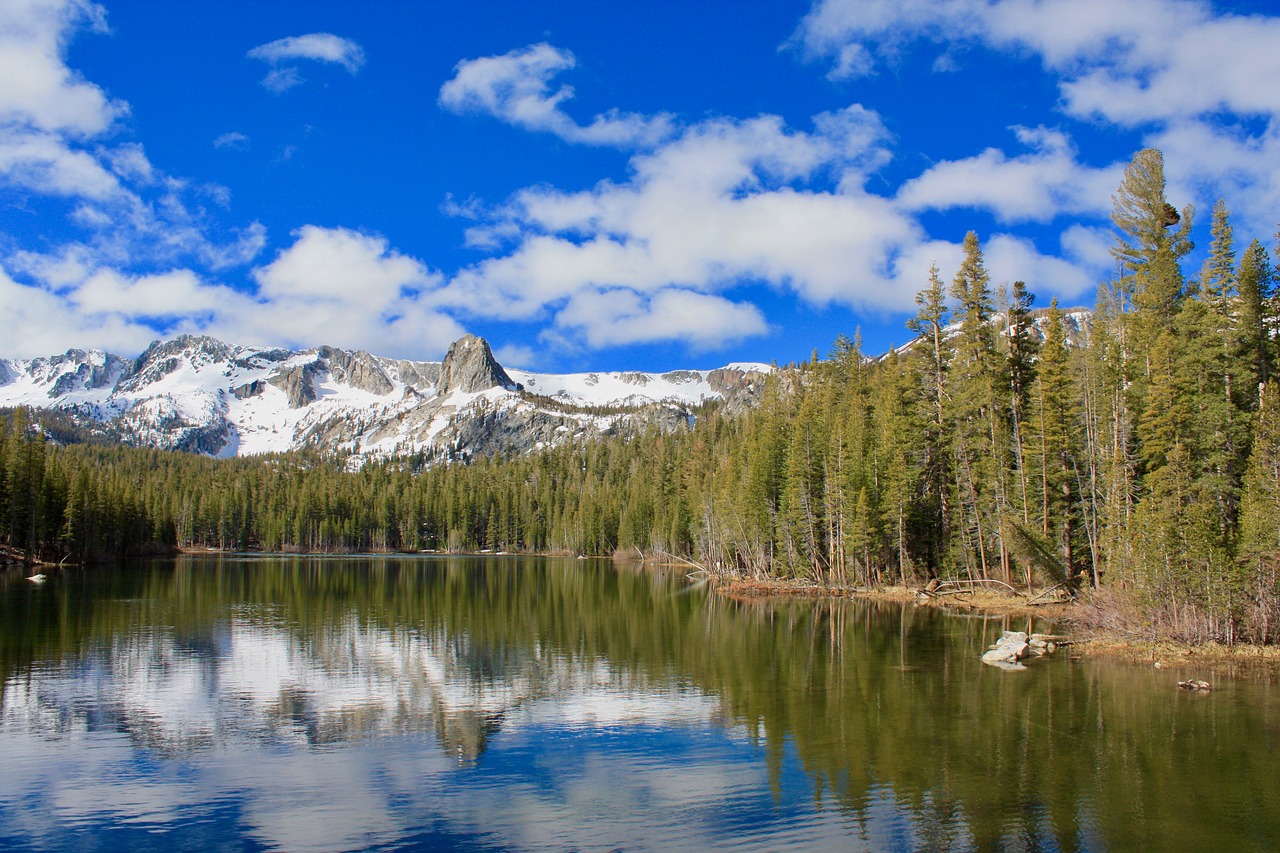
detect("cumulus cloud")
(440, 43), (675, 148)
(984, 233), (1097, 298)
(438, 105), (1111, 352)
(796, 0), (1280, 127)
(248, 33), (366, 93)
(1, 227), (466, 360)
(0, 0), (266, 301)
(439, 110), (918, 324)
(793, 0), (1280, 271)
(553, 288), (769, 350)
(0, 261), (252, 358)
(1146, 119), (1280, 245)
(0, 0), (123, 137)
(230, 226), (463, 357)
(896, 126), (1122, 223)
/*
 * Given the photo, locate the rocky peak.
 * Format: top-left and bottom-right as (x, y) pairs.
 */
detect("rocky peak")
(317, 346), (394, 396)
(436, 335), (515, 396)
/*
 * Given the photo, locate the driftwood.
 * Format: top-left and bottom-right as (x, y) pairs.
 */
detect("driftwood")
(1027, 581), (1077, 606)
(921, 578), (1024, 597)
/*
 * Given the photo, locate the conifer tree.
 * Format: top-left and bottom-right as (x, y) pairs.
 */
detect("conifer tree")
(872, 350), (918, 582)
(1237, 238), (1275, 407)
(1239, 382), (1280, 641)
(948, 232), (1008, 582)
(1031, 299), (1080, 582)
(1111, 148), (1194, 363)
(1005, 280), (1038, 526)
(906, 263), (950, 574)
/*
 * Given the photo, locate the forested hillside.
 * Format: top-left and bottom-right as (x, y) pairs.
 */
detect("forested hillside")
(4, 148), (1280, 643)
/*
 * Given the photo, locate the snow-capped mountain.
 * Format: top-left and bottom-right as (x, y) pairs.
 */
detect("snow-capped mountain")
(0, 334), (772, 462)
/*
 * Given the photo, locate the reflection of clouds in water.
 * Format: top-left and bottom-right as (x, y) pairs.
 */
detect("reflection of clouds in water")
(0, 612), (772, 851)
(0, 609), (943, 851)
(4, 613), (721, 753)
(3, 704), (845, 852)
(212, 746), (409, 852)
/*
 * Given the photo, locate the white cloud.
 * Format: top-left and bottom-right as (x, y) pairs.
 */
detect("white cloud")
(0, 127), (120, 198)
(553, 288), (769, 350)
(792, 0), (1280, 298)
(0, 228), (467, 361)
(896, 126), (1122, 223)
(795, 0), (1280, 126)
(232, 226), (464, 357)
(439, 43), (675, 149)
(0, 262), (239, 358)
(248, 33), (366, 72)
(0, 0), (267, 279)
(984, 233), (1098, 298)
(213, 131), (249, 151)
(248, 33), (365, 93)
(0, 0), (123, 137)
(1147, 119), (1280, 246)
(492, 343), (538, 369)
(436, 91), (1114, 350)
(438, 109), (952, 351)
(71, 268), (232, 317)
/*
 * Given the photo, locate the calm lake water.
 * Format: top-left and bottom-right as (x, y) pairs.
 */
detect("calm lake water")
(1, 555), (1277, 852)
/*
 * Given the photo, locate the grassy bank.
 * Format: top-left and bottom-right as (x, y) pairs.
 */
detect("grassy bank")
(710, 574), (1280, 676)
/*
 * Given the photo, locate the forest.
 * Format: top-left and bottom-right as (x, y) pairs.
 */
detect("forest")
(3, 148), (1280, 644)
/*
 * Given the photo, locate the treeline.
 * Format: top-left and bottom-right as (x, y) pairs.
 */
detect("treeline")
(3, 148), (1280, 643)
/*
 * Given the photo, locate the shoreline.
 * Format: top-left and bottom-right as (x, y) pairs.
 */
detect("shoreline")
(12, 549), (1278, 676)
(710, 574), (1280, 677)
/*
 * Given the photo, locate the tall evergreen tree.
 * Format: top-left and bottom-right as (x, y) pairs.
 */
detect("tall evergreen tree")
(1005, 280), (1038, 526)
(1239, 381), (1280, 641)
(1111, 148), (1194, 357)
(1030, 299), (1080, 582)
(906, 263), (951, 574)
(948, 232), (1008, 582)
(1237, 238), (1275, 408)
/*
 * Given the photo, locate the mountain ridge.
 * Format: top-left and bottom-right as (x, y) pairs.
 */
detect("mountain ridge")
(0, 334), (772, 462)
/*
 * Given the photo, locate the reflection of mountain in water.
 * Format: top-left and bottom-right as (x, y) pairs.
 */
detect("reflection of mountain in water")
(1, 607), (720, 766)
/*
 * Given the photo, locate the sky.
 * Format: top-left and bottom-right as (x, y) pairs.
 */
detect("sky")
(2, 0), (1280, 372)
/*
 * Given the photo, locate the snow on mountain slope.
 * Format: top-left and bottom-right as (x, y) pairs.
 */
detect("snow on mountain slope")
(0, 334), (772, 461)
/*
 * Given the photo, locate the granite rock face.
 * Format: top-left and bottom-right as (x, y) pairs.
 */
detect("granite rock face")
(436, 335), (515, 396)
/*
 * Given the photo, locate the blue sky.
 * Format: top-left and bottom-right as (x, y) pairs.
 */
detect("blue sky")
(2, 0), (1279, 371)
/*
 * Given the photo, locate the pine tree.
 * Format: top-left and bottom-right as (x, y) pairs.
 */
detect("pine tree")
(1237, 238), (1275, 408)
(1111, 148), (1194, 363)
(873, 350), (918, 583)
(1239, 382), (1280, 641)
(906, 262), (951, 574)
(1005, 280), (1038, 527)
(948, 232), (1009, 582)
(1030, 299), (1080, 582)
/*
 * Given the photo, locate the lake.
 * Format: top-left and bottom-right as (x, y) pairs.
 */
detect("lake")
(1, 555), (1277, 851)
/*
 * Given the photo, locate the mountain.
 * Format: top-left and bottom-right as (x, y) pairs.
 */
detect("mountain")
(0, 334), (772, 462)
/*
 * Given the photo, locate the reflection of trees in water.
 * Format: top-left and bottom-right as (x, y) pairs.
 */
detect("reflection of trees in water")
(0, 559), (720, 765)
(2, 556), (1279, 850)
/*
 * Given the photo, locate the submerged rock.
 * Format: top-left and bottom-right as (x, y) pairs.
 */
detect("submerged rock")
(982, 630), (1050, 669)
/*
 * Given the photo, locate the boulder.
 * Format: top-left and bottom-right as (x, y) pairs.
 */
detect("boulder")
(982, 631), (1032, 667)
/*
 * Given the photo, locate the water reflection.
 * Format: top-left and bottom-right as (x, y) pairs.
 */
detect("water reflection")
(1, 555), (1278, 852)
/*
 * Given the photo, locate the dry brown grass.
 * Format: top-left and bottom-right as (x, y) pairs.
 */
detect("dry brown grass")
(707, 578), (1280, 675)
